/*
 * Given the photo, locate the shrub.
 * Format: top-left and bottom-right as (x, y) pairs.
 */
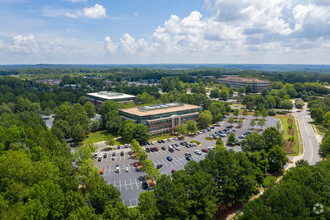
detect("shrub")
(267, 109), (276, 116)
(263, 176), (277, 188)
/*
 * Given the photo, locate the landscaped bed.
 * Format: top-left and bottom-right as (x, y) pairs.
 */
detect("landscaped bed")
(275, 115), (300, 156)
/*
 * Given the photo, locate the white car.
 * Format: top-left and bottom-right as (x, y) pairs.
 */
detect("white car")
(194, 150), (202, 155)
(208, 147), (214, 151)
(168, 145), (173, 149)
(93, 153), (98, 158)
(115, 164), (120, 173)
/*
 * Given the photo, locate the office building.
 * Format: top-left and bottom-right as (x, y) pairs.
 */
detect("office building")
(86, 91), (136, 108)
(218, 75), (270, 92)
(119, 103), (202, 136)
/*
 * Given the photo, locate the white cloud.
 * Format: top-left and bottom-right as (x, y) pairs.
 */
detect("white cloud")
(65, 4), (106, 19)
(9, 34), (40, 54)
(104, 36), (118, 53)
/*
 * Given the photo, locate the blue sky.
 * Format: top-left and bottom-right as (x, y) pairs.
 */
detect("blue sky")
(0, 0), (329, 64)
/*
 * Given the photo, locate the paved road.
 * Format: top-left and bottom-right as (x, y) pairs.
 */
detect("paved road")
(94, 115), (277, 207)
(291, 104), (320, 165)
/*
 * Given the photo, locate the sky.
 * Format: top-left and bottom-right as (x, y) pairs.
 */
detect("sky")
(0, 0), (329, 64)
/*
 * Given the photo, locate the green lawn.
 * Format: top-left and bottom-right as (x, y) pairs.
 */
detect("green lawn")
(149, 134), (173, 142)
(83, 130), (122, 145)
(275, 115), (300, 156)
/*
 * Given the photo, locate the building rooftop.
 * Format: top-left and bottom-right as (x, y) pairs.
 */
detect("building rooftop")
(120, 103), (201, 116)
(219, 75), (269, 83)
(86, 91), (136, 100)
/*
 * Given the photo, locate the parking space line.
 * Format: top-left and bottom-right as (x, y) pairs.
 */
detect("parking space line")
(113, 180), (116, 188)
(134, 179), (139, 190)
(136, 198), (138, 205)
(129, 199), (132, 206)
(124, 179), (128, 191)
(129, 179), (133, 190)
(119, 180), (122, 191)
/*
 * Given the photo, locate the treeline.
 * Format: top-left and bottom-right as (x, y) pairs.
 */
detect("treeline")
(1, 67), (330, 84)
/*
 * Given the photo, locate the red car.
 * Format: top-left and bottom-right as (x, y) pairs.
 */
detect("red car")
(100, 169), (104, 175)
(171, 169), (177, 173)
(133, 162), (139, 167)
(154, 147), (159, 151)
(201, 149), (208, 153)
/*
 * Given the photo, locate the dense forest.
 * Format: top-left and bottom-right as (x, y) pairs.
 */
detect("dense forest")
(0, 67), (329, 219)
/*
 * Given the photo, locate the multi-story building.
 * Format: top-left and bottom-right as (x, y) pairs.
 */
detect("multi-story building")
(119, 103), (202, 136)
(218, 75), (270, 92)
(86, 91), (136, 109)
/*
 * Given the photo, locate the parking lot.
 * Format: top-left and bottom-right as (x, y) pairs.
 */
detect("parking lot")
(94, 115), (278, 206)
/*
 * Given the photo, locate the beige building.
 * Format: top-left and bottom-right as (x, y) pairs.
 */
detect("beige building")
(119, 103), (202, 136)
(86, 91), (136, 109)
(218, 75), (270, 92)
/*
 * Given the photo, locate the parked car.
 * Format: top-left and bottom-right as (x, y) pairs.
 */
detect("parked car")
(142, 180), (148, 189)
(120, 151), (124, 156)
(161, 140), (166, 143)
(226, 125), (233, 128)
(125, 167), (129, 172)
(208, 147), (214, 151)
(100, 169), (104, 175)
(169, 148), (174, 153)
(167, 139), (171, 142)
(157, 164), (163, 169)
(157, 140), (162, 143)
(128, 151), (133, 155)
(146, 148), (150, 153)
(161, 146), (166, 150)
(98, 154), (102, 162)
(171, 169), (177, 173)
(201, 149), (208, 153)
(133, 162), (139, 167)
(150, 148), (155, 152)
(115, 164), (120, 173)
(94, 153), (98, 158)
(117, 145), (121, 149)
(103, 153), (107, 158)
(154, 147), (159, 151)
(194, 150), (202, 155)
(167, 156), (173, 161)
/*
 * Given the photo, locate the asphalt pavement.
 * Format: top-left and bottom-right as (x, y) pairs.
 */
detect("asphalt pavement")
(291, 104), (320, 165)
(94, 115), (278, 207)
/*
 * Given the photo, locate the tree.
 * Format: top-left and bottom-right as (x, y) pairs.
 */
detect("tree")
(213, 113), (223, 124)
(250, 119), (256, 129)
(262, 127), (284, 150)
(210, 89), (220, 98)
(138, 191), (160, 219)
(246, 84), (253, 94)
(281, 100), (293, 111)
(220, 89), (228, 100)
(198, 110), (213, 128)
(104, 112), (122, 135)
(310, 107), (324, 123)
(216, 137), (224, 148)
(186, 120), (198, 134)
(99, 101), (118, 124)
(106, 135), (116, 146)
(78, 96), (87, 105)
(246, 102), (254, 111)
(229, 87), (234, 96)
(84, 102), (95, 119)
(254, 110), (260, 119)
(44, 107), (52, 117)
(228, 133), (236, 144)
(261, 110), (268, 118)
(319, 133), (330, 158)
(233, 109), (240, 118)
(30, 103), (42, 114)
(267, 145), (288, 172)
(241, 133), (266, 152)
(141, 159), (160, 181)
(119, 120), (136, 142)
(134, 124), (150, 143)
(154, 175), (190, 218)
(237, 118), (244, 127)
(238, 87), (245, 95)
(295, 99), (304, 109)
(261, 88), (269, 97)
(228, 117), (235, 126)
(276, 120), (281, 131)
(242, 108), (248, 118)
(258, 119), (266, 130)
(323, 111), (330, 128)
(176, 123), (188, 136)
(72, 124), (85, 143)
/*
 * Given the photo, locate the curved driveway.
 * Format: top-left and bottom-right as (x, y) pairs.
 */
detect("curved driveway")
(291, 105), (320, 165)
